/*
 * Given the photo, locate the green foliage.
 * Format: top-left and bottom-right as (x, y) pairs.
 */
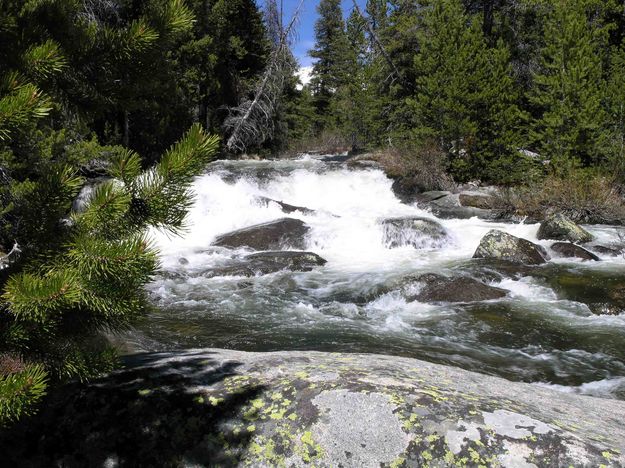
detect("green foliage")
(0, 0), (221, 427)
(530, 0), (610, 172)
(604, 41), (625, 177)
(411, 0), (525, 183)
(309, 0), (354, 133)
(0, 362), (47, 426)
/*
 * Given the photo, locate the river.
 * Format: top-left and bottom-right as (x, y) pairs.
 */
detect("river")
(132, 154), (625, 400)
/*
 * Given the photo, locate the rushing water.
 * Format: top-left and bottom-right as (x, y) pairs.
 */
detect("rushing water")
(134, 155), (625, 399)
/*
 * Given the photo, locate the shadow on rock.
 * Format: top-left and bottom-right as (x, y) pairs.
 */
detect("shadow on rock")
(0, 352), (266, 467)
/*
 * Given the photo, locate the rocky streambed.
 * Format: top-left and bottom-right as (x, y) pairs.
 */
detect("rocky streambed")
(129, 155), (625, 401)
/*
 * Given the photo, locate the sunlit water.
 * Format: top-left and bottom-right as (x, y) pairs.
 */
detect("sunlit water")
(133, 155), (625, 399)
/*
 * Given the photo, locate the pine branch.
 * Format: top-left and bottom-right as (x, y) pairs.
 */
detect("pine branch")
(0, 362), (47, 427)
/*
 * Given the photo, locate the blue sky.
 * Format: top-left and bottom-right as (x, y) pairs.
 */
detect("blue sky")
(278, 0), (367, 67)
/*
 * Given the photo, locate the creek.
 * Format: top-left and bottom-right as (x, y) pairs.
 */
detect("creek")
(135, 155), (625, 400)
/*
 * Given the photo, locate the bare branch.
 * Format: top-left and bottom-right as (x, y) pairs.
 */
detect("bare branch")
(224, 0), (304, 153)
(351, 0), (401, 83)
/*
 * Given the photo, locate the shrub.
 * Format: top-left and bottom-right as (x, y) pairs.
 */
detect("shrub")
(493, 170), (625, 224)
(286, 129), (353, 156)
(366, 141), (456, 193)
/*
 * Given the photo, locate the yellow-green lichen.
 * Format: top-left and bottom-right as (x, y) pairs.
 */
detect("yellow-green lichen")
(209, 396), (224, 406)
(251, 398), (265, 409)
(269, 408), (287, 420)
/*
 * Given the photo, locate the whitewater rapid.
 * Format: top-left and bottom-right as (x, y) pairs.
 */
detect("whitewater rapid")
(139, 155), (625, 400)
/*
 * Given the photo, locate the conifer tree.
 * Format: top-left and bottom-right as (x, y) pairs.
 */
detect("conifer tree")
(0, 0), (219, 426)
(605, 42), (625, 176)
(412, 0), (525, 182)
(378, 0), (421, 144)
(531, 0), (609, 171)
(334, 8), (371, 149)
(309, 0), (352, 133)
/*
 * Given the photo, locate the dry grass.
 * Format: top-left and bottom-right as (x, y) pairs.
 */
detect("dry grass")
(493, 173), (625, 224)
(285, 130), (353, 157)
(363, 143), (456, 193)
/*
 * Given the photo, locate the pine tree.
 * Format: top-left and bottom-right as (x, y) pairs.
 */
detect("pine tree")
(605, 41), (625, 176)
(531, 0), (609, 171)
(412, 0), (525, 182)
(0, 0), (219, 426)
(330, 9), (369, 148)
(309, 0), (352, 133)
(378, 0), (421, 144)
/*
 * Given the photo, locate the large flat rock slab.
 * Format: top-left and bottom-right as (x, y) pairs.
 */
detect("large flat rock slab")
(2, 349), (624, 467)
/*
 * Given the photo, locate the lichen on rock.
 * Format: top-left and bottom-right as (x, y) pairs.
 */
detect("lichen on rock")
(2, 349), (624, 467)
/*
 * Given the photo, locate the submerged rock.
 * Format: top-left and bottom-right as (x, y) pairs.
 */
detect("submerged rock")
(201, 265), (257, 278)
(590, 244), (624, 257)
(381, 217), (448, 249)
(201, 252), (327, 278)
(403, 273), (508, 303)
(537, 213), (594, 243)
(212, 218), (310, 250)
(255, 197), (316, 216)
(535, 266), (625, 315)
(473, 230), (550, 265)
(3, 349), (624, 467)
(551, 242), (601, 261)
(245, 251), (327, 272)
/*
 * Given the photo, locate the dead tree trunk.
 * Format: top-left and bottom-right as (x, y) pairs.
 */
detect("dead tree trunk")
(351, 0), (401, 83)
(225, 0), (304, 153)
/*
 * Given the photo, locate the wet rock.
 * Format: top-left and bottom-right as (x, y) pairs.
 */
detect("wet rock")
(537, 213), (594, 243)
(473, 230), (550, 265)
(71, 176), (111, 213)
(459, 191), (495, 209)
(212, 218), (310, 250)
(201, 265), (257, 278)
(590, 244), (624, 257)
(201, 252), (327, 278)
(551, 242), (600, 261)
(418, 192), (496, 220)
(346, 157), (383, 170)
(245, 251), (327, 272)
(209, 252), (325, 278)
(381, 217), (448, 249)
(403, 273), (508, 303)
(414, 190), (452, 204)
(4, 349), (624, 467)
(390, 177), (423, 203)
(453, 259), (540, 283)
(255, 197), (316, 216)
(535, 266), (625, 315)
